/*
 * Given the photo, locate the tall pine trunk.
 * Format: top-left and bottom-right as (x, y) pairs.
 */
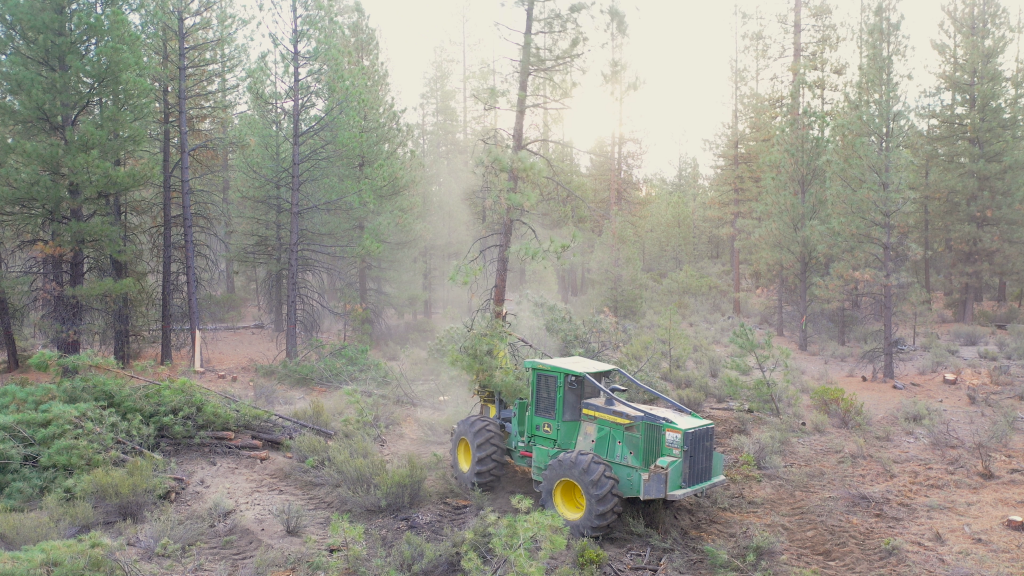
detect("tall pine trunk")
(492, 0), (534, 319)
(0, 253), (18, 372)
(160, 40), (174, 365)
(111, 192), (131, 366)
(178, 13), (200, 362)
(285, 0), (301, 360)
(222, 122), (235, 295)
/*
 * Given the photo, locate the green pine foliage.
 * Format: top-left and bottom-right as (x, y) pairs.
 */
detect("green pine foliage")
(0, 353), (237, 507)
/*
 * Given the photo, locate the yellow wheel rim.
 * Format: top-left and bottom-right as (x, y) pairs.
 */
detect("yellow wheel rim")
(457, 437), (472, 473)
(552, 478), (586, 521)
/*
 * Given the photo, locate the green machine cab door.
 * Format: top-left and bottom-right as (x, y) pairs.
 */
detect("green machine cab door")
(531, 371), (559, 442)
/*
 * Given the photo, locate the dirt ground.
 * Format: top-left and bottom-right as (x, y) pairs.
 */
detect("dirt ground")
(121, 323), (1024, 576)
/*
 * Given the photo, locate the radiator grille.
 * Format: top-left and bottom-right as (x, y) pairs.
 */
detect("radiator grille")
(640, 422), (664, 469)
(534, 373), (558, 420)
(683, 426), (715, 487)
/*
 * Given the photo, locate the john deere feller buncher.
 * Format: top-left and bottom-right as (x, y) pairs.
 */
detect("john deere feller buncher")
(451, 356), (725, 537)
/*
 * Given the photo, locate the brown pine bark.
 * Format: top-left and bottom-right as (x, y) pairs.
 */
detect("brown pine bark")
(111, 191), (131, 367)
(222, 122), (235, 295)
(160, 38), (174, 366)
(285, 0), (301, 360)
(0, 253), (18, 372)
(492, 0), (534, 320)
(178, 12), (200, 362)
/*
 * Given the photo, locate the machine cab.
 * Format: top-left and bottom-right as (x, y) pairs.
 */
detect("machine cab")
(524, 358), (612, 448)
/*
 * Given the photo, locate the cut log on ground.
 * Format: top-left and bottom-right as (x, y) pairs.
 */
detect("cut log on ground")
(246, 431), (287, 445)
(198, 439), (263, 450)
(245, 450), (270, 461)
(202, 431), (235, 440)
(943, 373), (958, 385)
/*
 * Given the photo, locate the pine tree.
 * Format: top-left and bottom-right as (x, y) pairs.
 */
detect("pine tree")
(0, 0), (150, 359)
(926, 0), (1018, 324)
(835, 0), (914, 379)
(333, 4), (413, 338)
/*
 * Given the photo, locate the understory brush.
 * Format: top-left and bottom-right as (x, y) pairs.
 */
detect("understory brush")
(951, 325), (988, 346)
(995, 325), (1024, 360)
(0, 532), (122, 575)
(704, 530), (781, 576)
(810, 386), (867, 428)
(461, 495), (568, 576)
(729, 424), (790, 471)
(293, 434), (426, 512)
(721, 324), (798, 416)
(1, 353), (237, 507)
(82, 459), (165, 522)
(257, 340), (395, 389)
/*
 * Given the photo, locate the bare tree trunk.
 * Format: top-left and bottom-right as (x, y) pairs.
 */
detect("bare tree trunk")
(222, 122), (235, 295)
(797, 262), (809, 351)
(285, 0), (301, 360)
(0, 253), (18, 372)
(837, 297), (846, 347)
(111, 191), (131, 367)
(62, 185), (85, 357)
(160, 40), (174, 366)
(997, 277), (1007, 303)
(776, 268), (785, 337)
(422, 249), (432, 319)
(178, 12), (200, 361)
(492, 0), (534, 320)
(961, 282), (975, 324)
(882, 241), (895, 379)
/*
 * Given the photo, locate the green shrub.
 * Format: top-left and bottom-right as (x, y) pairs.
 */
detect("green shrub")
(951, 325), (988, 346)
(141, 507), (207, 556)
(461, 496), (568, 576)
(388, 531), (459, 576)
(301, 435), (426, 512)
(978, 347), (999, 360)
(726, 324), (794, 417)
(376, 455), (427, 512)
(675, 387), (706, 412)
(1, 356), (240, 507)
(81, 460), (163, 522)
(271, 502), (307, 536)
(257, 340), (394, 389)
(729, 429), (788, 470)
(896, 400), (941, 430)
(291, 399), (333, 431)
(810, 387), (866, 428)
(574, 539), (607, 576)
(995, 325), (1024, 360)
(0, 532), (120, 575)
(41, 496), (96, 537)
(0, 510), (60, 551)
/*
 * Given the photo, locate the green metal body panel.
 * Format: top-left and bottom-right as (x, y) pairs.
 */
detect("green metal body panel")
(499, 357), (726, 500)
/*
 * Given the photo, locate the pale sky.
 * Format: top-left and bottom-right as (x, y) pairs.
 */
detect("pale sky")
(357, 0), (1024, 176)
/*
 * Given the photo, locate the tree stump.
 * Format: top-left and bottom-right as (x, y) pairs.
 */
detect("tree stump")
(1006, 516), (1023, 531)
(943, 373), (958, 385)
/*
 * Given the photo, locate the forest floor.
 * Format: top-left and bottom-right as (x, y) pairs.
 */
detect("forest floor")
(77, 322), (1024, 576)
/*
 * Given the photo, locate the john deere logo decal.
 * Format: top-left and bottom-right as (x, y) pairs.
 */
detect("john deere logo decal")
(542, 422), (552, 434)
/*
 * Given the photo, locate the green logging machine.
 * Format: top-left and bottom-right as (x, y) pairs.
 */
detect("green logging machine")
(450, 356), (725, 537)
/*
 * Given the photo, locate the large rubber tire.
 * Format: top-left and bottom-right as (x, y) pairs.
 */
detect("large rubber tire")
(450, 415), (507, 490)
(540, 450), (623, 538)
